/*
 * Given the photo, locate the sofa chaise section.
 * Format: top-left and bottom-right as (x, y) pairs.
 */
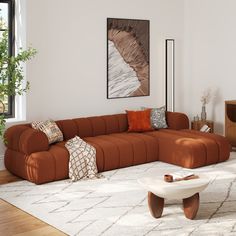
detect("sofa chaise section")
(146, 129), (231, 168)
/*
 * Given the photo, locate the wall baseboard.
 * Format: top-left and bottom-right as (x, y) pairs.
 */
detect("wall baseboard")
(0, 155), (5, 170)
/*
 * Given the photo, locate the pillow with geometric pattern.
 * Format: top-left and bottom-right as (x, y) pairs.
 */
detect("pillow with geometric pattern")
(31, 120), (63, 144)
(141, 106), (168, 129)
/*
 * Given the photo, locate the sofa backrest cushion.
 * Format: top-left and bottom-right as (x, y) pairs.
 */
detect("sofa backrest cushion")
(56, 120), (77, 141)
(166, 111), (189, 130)
(56, 114), (128, 140)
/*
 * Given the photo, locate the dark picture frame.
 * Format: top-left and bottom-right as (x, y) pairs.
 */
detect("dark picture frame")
(107, 18), (150, 99)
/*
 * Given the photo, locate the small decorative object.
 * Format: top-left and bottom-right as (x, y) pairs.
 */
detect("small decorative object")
(200, 88), (212, 121)
(194, 115), (199, 121)
(201, 106), (207, 121)
(200, 124), (210, 132)
(164, 171), (199, 183)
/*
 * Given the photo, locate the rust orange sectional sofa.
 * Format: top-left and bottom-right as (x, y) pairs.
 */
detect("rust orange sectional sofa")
(4, 111), (231, 184)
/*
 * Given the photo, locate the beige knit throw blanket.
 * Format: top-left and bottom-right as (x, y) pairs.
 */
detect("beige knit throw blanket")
(65, 136), (102, 181)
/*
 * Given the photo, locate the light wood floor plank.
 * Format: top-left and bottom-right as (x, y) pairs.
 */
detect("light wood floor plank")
(0, 169), (21, 184)
(0, 170), (67, 236)
(15, 226), (65, 236)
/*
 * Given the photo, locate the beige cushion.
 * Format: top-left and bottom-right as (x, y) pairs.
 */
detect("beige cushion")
(32, 120), (63, 144)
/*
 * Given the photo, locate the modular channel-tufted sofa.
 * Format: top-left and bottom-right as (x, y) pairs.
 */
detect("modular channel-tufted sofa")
(4, 111), (231, 184)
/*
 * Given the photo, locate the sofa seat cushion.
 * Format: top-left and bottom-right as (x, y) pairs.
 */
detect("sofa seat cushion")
(175, 129), (231, 163)
(56, 132), (159, 175)
(145, 129), (231, 168)
(5, 132), (159, 184)
(84, 132), (159, 171)
(5, 144), (69, 184)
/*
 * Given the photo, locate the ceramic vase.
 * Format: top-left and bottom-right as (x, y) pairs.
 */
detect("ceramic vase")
(201, 105), (207, 120)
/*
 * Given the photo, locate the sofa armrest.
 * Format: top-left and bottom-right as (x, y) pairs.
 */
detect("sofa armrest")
(166, 111), (189, 130)
(4, 125), (49, 155)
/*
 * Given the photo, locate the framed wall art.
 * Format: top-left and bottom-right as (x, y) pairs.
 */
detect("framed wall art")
(107, 18), (150, 99)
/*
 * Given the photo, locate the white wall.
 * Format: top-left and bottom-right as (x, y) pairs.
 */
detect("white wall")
(26, 0), (185, 121)
(183, 0), (236, 134)
(0, 0), (185, 169)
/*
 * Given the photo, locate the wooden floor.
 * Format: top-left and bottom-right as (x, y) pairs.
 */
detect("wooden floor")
(0, 170), (67, 236)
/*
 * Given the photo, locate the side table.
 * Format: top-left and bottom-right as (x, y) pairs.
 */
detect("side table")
(191, 120), (214, 133)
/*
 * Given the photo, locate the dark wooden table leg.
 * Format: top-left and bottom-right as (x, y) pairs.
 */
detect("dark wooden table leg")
(148, 191), (164, 218)
(183, 193), (199, 219)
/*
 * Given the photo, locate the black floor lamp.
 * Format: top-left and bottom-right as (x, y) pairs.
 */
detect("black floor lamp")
(165, 39), (175, 112)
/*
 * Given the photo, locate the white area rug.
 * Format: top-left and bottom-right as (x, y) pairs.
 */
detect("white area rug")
(1, 153), (236, 236)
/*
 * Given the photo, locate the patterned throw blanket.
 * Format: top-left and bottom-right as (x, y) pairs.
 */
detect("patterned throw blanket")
(65, 136), (102, 181)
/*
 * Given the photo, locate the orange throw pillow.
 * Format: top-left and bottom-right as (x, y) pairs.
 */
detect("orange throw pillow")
(126, 109), (153, 132)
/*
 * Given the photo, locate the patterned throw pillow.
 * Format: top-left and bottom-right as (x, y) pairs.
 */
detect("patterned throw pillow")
(32, 120), (63, 144)
(65, 136), (101, 181)
(141, 106), (168, 129)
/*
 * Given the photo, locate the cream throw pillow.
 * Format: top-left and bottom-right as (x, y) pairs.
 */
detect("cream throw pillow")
(32, 120), (63, 144)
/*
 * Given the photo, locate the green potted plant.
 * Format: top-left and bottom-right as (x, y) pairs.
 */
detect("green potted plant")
(0, 29), (37, 140)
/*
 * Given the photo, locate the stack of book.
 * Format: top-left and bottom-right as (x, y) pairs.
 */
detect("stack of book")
(200, 124), (211, 132)
(164, 170), (199, 182)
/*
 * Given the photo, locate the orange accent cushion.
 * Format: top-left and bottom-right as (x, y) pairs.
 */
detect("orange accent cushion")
(126, 109), (154, 132)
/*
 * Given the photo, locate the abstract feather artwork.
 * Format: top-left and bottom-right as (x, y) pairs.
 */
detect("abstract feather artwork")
(107, 18), (150, 98)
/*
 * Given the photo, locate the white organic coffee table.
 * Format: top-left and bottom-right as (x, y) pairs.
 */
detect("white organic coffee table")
(138, 174), (210, 220)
